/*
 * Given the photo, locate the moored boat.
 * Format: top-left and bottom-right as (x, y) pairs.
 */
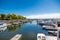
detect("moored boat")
(0, 22), (7, 31)
(37, 33), (46, 40)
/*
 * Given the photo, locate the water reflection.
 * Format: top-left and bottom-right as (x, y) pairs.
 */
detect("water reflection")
(7, 24), (21, 31)
(0, 27), (7, 32)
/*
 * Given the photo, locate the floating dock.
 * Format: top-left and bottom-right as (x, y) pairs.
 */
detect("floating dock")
(46, 36), (57, 40)
(10, 34), (22, 40)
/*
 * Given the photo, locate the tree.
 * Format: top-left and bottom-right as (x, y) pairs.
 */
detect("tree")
(0, 14), (7, 20)
(6, 14), (12, 20)
(11, 14), (17, 19)
(0, 13), (26, 20)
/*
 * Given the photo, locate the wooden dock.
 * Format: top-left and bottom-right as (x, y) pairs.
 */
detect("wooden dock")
(46, 36), (57, 40)
(10, 34), (22, 40)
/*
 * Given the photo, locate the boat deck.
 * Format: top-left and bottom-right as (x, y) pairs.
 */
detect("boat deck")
(10, 34), (22, 40)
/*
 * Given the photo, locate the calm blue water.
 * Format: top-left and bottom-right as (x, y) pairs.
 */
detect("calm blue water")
(0, 21), (49, 40)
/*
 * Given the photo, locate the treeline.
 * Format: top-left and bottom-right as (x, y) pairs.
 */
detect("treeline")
(0, 14), (26, 20)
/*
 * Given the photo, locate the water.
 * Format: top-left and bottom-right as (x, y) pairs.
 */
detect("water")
(0, 21), (49, 40)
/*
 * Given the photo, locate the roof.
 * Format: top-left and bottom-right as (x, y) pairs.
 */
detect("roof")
(37, 33), (45, 36)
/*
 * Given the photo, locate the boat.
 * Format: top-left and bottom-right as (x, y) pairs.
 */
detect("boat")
(10, 34), (22, 40)
(0, 22), (7, 31)
(42, 25), (57, 31)
(0, 22), (7, 27)
(0, 27), (7, 32)
(12, 21), (22, 25)
(42, 21), (60, 31)
(48, 31), (57, 35)
(37, 33), (46, 40)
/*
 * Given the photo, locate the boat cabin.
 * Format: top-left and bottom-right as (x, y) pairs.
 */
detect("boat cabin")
(56, 21), (60, 40)
(37, 33), (46, 40)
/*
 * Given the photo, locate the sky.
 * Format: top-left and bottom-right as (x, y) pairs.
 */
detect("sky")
(0, 0), (60, 19)
(26, 13), (60, 19)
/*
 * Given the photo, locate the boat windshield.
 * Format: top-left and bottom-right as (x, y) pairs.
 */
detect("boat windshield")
(59, 31), (60, 38)
(42, 36), (46, 40)
(58, 22), (60, 27)
(38, 36), (41, 39)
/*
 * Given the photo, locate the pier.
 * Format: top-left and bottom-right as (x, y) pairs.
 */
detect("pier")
(46, 36), (57, 40)
(48, 31), (57, 36)
(10, 34), (22, 40)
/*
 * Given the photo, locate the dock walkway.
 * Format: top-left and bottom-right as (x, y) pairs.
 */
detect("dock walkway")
(46, 36), (57, 40)
(10, 34), (22, 40)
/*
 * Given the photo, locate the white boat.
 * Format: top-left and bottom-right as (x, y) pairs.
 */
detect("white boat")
(0, 23), (7, 31)
(0, 23), (7, 27)
(42, 25), (57, 30)
(37, 33), (46, 40)
(12, 21), (22, 25)
(0, 27), (7, 31)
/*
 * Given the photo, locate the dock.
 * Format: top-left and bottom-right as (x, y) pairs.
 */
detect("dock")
(10, 34), (22, 40)
(48, 31), (59, 36)
(48, 31), (57, 33)
(46, 36), (57, 40)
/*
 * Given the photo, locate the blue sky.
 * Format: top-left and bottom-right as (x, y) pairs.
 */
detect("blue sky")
(0, 0), (60, 16)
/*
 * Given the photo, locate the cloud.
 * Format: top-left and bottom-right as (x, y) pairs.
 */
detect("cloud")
(25, 13), (60, 19)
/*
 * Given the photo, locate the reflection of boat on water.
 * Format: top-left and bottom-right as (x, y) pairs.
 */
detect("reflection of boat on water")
(0, 23), (7, 32)
(0, 27), (7, 32)
(37, 33), (46, 40)
(7, 25), (21, 31)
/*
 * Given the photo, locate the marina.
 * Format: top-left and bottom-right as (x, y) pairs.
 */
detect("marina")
(1, 0), (60, 40)
(0, 20), (60, 40)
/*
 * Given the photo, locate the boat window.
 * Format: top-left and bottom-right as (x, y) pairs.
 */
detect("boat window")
(38, 36), (41, 39)
(59, 31), (60, 38)
(42, 36), (46, 40)
(58, 22), (60, 27)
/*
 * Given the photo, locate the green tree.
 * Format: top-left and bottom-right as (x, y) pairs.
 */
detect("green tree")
(0, 14), (7, 20)
(6, 14), (12, 20)
(11, 14), (17, 19)
(0, 13), (26, 20)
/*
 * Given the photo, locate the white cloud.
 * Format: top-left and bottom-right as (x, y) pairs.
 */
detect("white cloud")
(25, 13), (60, 19)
